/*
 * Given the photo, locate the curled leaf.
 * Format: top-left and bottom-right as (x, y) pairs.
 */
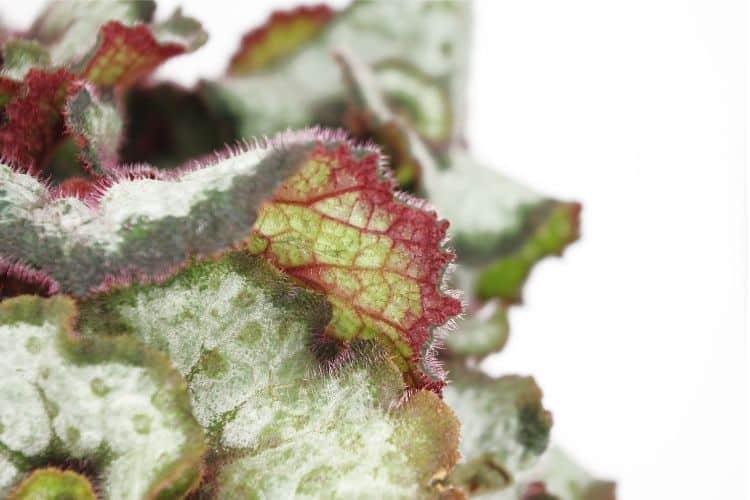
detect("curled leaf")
(247, 141), (461, 390)
(80, 12), (207, 89)
(0, 295), (205, 499)
(0, 130), (341, 297)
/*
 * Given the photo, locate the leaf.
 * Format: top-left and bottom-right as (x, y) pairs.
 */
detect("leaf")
(1, 40), (51, 80)
(336, 49), (580, 318)
(79, 11), (207, 89)
(0, 68), (77, 175)
(444, 300), (509, 359)
(443, 363), (552, 497)
(228, 5), (335, 75)
(64, 84), (123, 174)
(9, 468), (95, 500)
(246, 141), (461, 390)
(30, 0), (156, 65)
(205, 0), (470, 141)
(0, 295), (205, 499)
(493, 447), (616, 500)
(78, 253), (461, 499)
(0, 130), (340, 297)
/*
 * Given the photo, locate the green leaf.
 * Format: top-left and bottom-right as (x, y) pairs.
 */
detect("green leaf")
(0, 131), (340, 297)
(9, 468), (95, 500)
(445, 300), (509, 359)
(443, 363), (552, 497)
(0, 295), (204, 499)
(1, 40), (50, 80)
(78, 253), (461, 498)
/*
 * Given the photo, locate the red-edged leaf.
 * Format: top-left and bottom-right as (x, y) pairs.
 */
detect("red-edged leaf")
(81, 21), (185, 88)
(248, 142), (461, 391)
(0, 68), (77, 175)
(228, 5), (334, 75)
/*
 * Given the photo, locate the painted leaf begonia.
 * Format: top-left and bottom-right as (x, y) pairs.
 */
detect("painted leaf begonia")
(0, 296), (205, 499)
(248, 141), (461, 390)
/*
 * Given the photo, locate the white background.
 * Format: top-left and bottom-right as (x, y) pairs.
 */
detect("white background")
(2, 1), (747, 499)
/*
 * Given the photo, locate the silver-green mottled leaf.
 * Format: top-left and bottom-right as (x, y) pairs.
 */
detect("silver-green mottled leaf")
(0, 131), (347, 297)
(205, 0), (470, 142)
(443, 363), (552, 497)
(79, 253), (461, 499)
(0, 295), (204, 499)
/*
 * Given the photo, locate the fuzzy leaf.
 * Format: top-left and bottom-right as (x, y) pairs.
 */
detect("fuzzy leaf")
(228, 5), (335, 75)
(9, 468), (95, 500)
(0, 131), (342, 297)
(493, 447), (616, 500)
(64, 84), (123, 174)
(80, 11), (207, 89)
(443, 363), (552, 497)
(337, 50), (581, 309)
(79, 253), (461, 498)
(0, 295), (205, 499)
(0, 68), (77, 175)
(246, 141), (461, 389)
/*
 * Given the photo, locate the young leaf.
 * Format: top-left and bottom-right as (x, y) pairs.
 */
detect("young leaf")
(0, 131), (338, 297)
(228, 5), (335, 75)
(247, 141), (461, 389)
(0, 295), (205, 499)
(78, 253), (461, 498)
(443, 364), (552, 497)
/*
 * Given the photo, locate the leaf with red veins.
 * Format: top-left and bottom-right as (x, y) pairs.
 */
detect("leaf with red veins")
(0, 68), (77, 175)
(228, 5), (334, 76)
(81, 22), (184, 88)
(248, 142), (461, 390)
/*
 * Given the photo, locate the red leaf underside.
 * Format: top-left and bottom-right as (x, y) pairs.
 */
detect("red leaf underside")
(0, 68), (76, 175)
